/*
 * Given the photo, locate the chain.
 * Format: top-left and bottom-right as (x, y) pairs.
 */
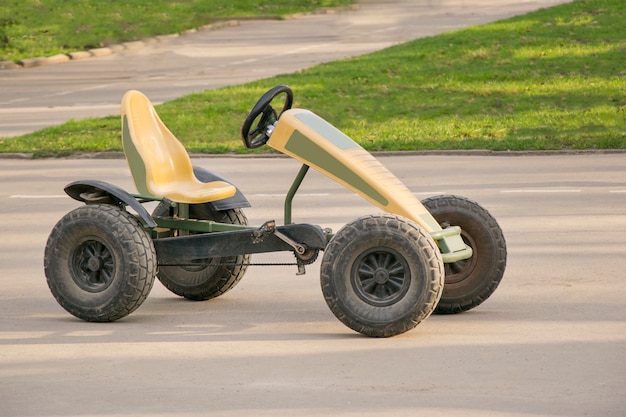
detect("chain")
(158, 249), (319, 268)
(158, 262), (299, 267)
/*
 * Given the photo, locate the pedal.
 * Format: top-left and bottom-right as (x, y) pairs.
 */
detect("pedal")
(251, 220), (276, 244)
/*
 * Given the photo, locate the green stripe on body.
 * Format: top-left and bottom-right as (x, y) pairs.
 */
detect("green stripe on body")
(122, 115), (150, 197)
(285, 130), (388, 206)
(294, 111), (359, 150)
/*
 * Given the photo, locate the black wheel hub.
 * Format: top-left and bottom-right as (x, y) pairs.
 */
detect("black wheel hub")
(71, 239), (115, 292)
(351, 248), (411, 307)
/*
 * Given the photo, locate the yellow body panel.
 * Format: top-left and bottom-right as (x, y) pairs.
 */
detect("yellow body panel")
(120, 90), (236, 204)
(269, 108), (441, 232)
(269, 108), (472, 261)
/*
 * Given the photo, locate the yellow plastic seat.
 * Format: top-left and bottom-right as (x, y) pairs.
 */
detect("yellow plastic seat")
(121, 90), (236, 204)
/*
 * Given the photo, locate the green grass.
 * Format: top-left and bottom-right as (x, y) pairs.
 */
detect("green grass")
(0, 0), (354, 62)
(1, 0), (625, 157)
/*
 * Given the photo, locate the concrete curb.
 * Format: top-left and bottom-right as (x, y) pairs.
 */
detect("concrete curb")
(0, 20), (240, 70)
(0, 6), (358, 71)
(2, 148), (625, 160)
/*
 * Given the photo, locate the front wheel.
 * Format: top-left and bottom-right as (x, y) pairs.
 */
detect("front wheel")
(44, 204), (157, 322)
(422, 195), (507, 314)
(320, 214), (444, 337)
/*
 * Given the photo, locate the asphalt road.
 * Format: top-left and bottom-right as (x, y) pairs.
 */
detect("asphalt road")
(0, 0), (571, 138)
(1, 1), (622, 415)
(1, 153), (625, 417)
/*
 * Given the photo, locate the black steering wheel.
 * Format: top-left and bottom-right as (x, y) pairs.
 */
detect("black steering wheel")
(241, 85), (294, 149)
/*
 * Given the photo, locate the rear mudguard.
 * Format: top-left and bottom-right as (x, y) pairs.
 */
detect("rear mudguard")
(64, 166), (250, 228)
(64, 179), (157, 228)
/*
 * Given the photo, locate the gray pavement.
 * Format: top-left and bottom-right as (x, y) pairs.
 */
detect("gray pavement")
(0, 0), (571, 138)
(4, 1), (624, 416)
(1, 153), (625, 416)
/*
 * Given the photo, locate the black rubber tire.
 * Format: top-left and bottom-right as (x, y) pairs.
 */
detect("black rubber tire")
(421, 195), (507, 314)
(44, 204), (157, 322)
(152, 202), (249, 301)
(320, 214), (444, 337)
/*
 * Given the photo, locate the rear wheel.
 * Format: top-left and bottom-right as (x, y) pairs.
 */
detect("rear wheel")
(320, 214), (444, 337)
(422, 195), (507, 314)
(44, 204), (156, 322)
(152, 202), (249, 301)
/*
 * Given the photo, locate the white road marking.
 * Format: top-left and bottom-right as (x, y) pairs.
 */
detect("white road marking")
(10, 195), (67, 199)
(0, 97), (30, 106)
(373, 26), (399, 34)
(8, 189), (625, 200)
(252, 193), (330, 198)
(501, 189), (581, 193)
(44, 84), (115, 98)
(414, 191), (448, 196)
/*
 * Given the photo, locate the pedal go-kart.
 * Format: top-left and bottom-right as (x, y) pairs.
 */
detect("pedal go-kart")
(44, 85), (507, 337)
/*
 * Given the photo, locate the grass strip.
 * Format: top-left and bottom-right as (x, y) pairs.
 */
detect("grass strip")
(0, 0), (624, 157)
(0, 0), (354, 62)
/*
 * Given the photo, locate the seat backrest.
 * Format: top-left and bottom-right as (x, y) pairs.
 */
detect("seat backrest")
(121, 90), (195, 197)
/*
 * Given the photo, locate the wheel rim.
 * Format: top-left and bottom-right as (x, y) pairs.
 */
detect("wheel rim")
(71, 238), (115, 292)
(443, 229), (478, 284)
(351, 248), (411, 307)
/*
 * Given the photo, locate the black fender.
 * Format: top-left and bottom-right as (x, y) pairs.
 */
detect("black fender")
(192, 166), (250, 211)
(64, 179), (157, 228)
(64, 168), (248, 228)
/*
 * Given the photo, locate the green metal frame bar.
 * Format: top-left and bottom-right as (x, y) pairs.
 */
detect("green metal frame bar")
(130, 170), (469, 262)
(128, 194), (254, 234)
(438, 244), (473, 263)
(176, 203), (190, 236)
(130, 193), (163, 203)
(284, 164), (310, 225)
(154, 217), (255, 233)
(429, 226), (473, 263)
